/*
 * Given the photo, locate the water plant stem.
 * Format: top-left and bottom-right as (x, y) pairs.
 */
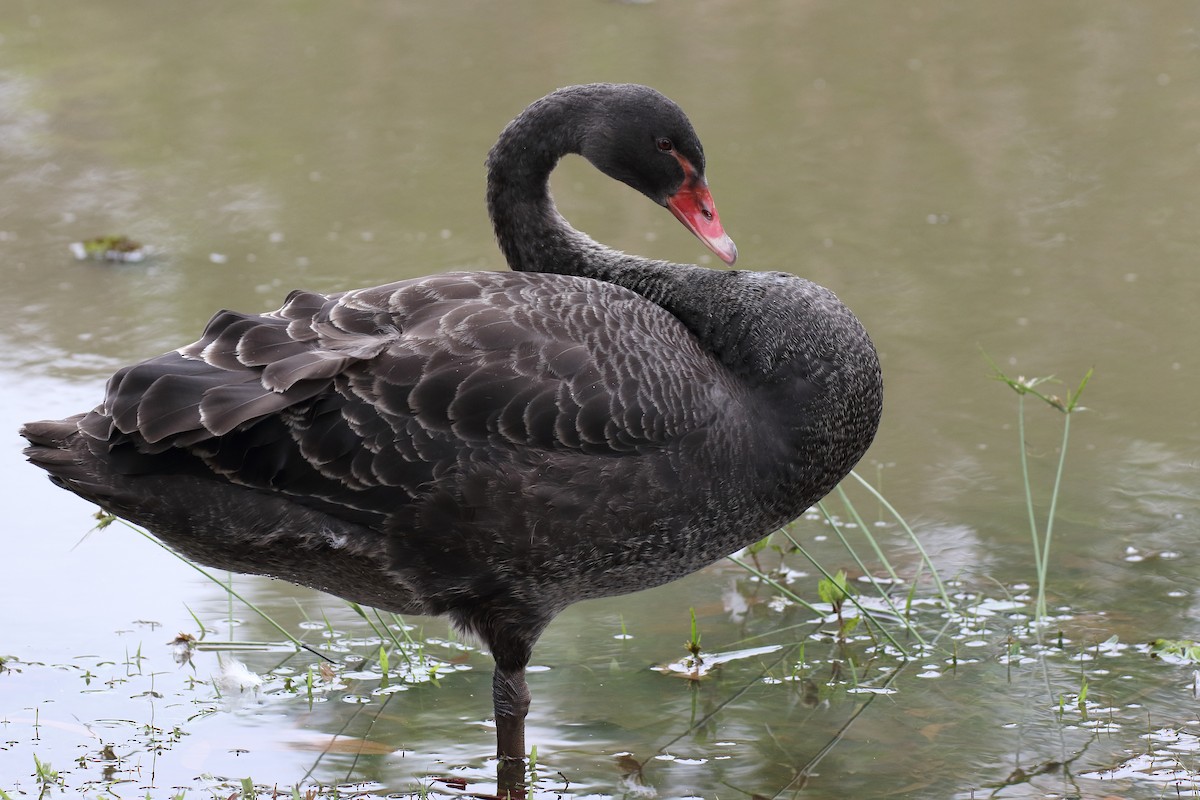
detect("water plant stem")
(1016, 391), (1044, 612)
(987, 358), (1091, 624)
(846, 471), (955, 611)
(1037, 409), (1074, 621)
(114, 517), (333, 663)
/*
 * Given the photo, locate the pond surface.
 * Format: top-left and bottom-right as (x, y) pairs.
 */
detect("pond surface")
(2, 2), (1199, 798)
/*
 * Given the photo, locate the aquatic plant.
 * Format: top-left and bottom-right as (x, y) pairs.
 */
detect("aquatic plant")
(987, 359), (1092, 623)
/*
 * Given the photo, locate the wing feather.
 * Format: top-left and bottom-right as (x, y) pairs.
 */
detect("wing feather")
(80, 270), (738, 527)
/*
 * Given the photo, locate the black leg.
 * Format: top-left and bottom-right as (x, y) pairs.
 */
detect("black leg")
(493, 663), (531, 798)
(493, 663), (531, 761)
(456, 607), (544, 796)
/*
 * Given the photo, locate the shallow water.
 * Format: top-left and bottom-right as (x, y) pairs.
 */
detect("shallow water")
(2, 2), (1199, 797)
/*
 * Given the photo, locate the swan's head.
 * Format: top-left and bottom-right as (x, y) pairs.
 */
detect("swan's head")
(577, 84), (738, 266)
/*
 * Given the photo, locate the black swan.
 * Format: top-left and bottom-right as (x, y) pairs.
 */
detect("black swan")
(22, 83), (882, 770)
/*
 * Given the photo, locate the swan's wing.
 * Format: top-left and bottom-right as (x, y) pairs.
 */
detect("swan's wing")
(79, 271), (736, 525)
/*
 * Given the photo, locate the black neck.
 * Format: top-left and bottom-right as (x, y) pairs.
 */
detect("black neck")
(484, 86), (796, 386)
(486, 86), (612, 278)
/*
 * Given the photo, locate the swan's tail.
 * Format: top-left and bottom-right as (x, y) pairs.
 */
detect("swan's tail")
(21, 415), (114, 505)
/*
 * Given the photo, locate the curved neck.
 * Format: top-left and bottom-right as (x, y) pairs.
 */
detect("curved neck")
(484, 87), (789, 386)
(485, 86), (609, 278)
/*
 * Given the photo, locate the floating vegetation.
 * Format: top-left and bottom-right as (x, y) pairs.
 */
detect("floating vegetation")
(655, 643), (783, 680)
(0, 598), (476, 799)
(1150, 638), (1200, 665)
(68, 234), (150, 263)
(1080, 730), (1200, 794)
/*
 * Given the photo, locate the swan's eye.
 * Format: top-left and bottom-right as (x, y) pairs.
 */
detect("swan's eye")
(656, 138), (674, 152)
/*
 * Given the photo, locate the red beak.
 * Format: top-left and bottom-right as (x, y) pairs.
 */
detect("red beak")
(663, 149), (737, 265)
(666, 176), (738, 266)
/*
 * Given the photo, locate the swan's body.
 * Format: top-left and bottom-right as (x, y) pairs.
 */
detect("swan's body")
(22, 83), (882, 770)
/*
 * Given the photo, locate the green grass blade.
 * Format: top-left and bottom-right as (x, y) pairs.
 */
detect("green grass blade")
(117, 519), (333, 663)
(846, 470), (953, 612)
(775, 527), (915, 655)
(834, 485), (900, 583)
(814, 501), (916, 644)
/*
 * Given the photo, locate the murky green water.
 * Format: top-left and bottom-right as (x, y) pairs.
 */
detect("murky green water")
(2, 2), (1198, 797)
